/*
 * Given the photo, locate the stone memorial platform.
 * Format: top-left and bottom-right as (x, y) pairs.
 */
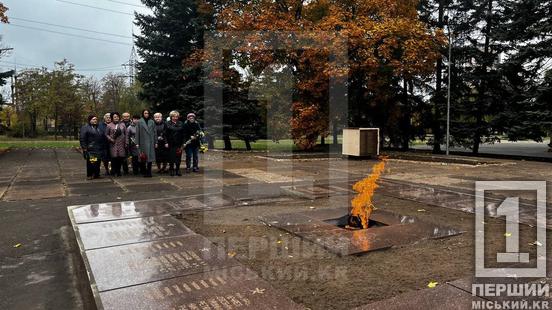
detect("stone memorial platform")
(260, 208), (463, 256)
(68, 196), (303, 310)
(281, 184), (354, 200)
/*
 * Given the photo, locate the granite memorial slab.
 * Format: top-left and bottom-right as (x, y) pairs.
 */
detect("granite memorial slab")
(69, 201), (176, 224)
(98, 266), (303, 310)
(84, 234), (241, 291)
(260, 208), (462, 256)
(75, 215), (195, 250)
(68, 195), (224, 224)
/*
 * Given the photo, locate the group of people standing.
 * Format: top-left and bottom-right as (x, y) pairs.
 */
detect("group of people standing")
(79, 109), (203, 180)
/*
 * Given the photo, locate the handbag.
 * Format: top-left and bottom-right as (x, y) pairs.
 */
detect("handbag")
(139, 152), (148, 162)
(176, 147), (183, 156)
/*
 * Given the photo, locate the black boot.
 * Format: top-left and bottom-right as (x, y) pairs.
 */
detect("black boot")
(175, 164), (182, 176)
(144, 162), (153, 177)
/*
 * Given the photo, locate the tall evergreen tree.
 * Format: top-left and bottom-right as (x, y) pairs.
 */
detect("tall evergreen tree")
(135, 0), (203, 114)
(493, 0), (552, 141)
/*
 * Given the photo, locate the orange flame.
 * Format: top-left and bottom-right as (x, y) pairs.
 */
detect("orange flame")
(350, 156), (388, 229)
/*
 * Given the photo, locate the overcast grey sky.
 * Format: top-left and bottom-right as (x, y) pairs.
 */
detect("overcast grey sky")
(0, 0), (150, 78)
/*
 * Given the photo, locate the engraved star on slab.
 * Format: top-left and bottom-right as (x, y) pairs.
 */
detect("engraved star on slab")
(251, 288), (266, 295)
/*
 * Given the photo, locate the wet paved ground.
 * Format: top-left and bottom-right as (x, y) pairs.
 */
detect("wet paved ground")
(2, 148), (552, 309)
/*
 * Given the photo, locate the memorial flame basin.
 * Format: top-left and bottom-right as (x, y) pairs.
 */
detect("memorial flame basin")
(259, 208), (463, 256)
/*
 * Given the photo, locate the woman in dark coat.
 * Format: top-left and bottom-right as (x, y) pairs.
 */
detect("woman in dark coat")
(135, 109), (156, 177)
(166, 111), (184, 176)
(153, 112), (169, 173)
(79, 114), (103, 180)
(106, 112), (127, 177)
(126, 115), (141, 175)
(183, 113), (203, 173)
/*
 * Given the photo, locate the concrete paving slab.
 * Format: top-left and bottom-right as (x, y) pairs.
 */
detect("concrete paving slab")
(356, 284), (485, 310)
(3, 183), (65, 201)
(67, 183), (124, 196)
(124, 183), (179, 192)
(0, 251), (82, 310)
(226, 168), (298, 183)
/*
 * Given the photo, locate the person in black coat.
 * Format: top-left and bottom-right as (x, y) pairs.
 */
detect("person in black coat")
(183, 113), (203, 173)
(79, 114), (103, 180)
(153, 112), (169, 173)
(166, 111), (184, 176)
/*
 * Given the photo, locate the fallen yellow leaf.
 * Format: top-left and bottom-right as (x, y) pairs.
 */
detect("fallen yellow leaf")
(427, 281), (438, 288)
(504, 233), (512, 237)
(13, 243), (22, 248)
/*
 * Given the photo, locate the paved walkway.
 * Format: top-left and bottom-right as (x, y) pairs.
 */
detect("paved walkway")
(2, 148), (552, 309)
(414, 140), (552, 159)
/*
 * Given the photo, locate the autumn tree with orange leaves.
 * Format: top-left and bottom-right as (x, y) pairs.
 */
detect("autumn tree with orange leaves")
(0, 2), (10, 107)
(0, 2), (7, 23)
(192, 0), (444, 150)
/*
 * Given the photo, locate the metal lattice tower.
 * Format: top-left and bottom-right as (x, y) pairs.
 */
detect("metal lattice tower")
(122, 44), (137, 86)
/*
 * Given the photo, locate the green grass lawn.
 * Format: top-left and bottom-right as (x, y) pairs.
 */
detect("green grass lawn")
(212, 136), (344, 152)
(0, 136), (341, 151)
(0, 138), (79, 149)
(212, 139), (300, 151)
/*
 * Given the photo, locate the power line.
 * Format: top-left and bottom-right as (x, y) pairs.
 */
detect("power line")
(10, 17), (132, 39)
(5, 23), (132, 46)
(107, 0), (147, 8)
(0, 60), (125, 72)
(56, 0), (135, 16)
(0, 60), (48, 69)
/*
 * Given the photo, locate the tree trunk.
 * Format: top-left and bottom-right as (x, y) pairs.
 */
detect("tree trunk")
(223, 135), (232, 150)
(432, 0), (445, 153)
(29, 111), (37, 138)
(320, 136), (325, 146)
(54, 112), (58, 141)
(207, 136), (215, 149)
(333, 122), (338, 145)
(401, 79), (411, 151)
(473, 0), (493, 154)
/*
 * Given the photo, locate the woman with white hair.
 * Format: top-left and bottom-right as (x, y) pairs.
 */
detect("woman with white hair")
(166, 111), (184, 176)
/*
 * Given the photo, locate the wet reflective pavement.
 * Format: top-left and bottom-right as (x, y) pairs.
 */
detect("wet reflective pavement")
(260, 208), (462, 256)
(68, 197), (302, 309)
(69, 194), (234, 224)
(99, 266), (302, 310)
